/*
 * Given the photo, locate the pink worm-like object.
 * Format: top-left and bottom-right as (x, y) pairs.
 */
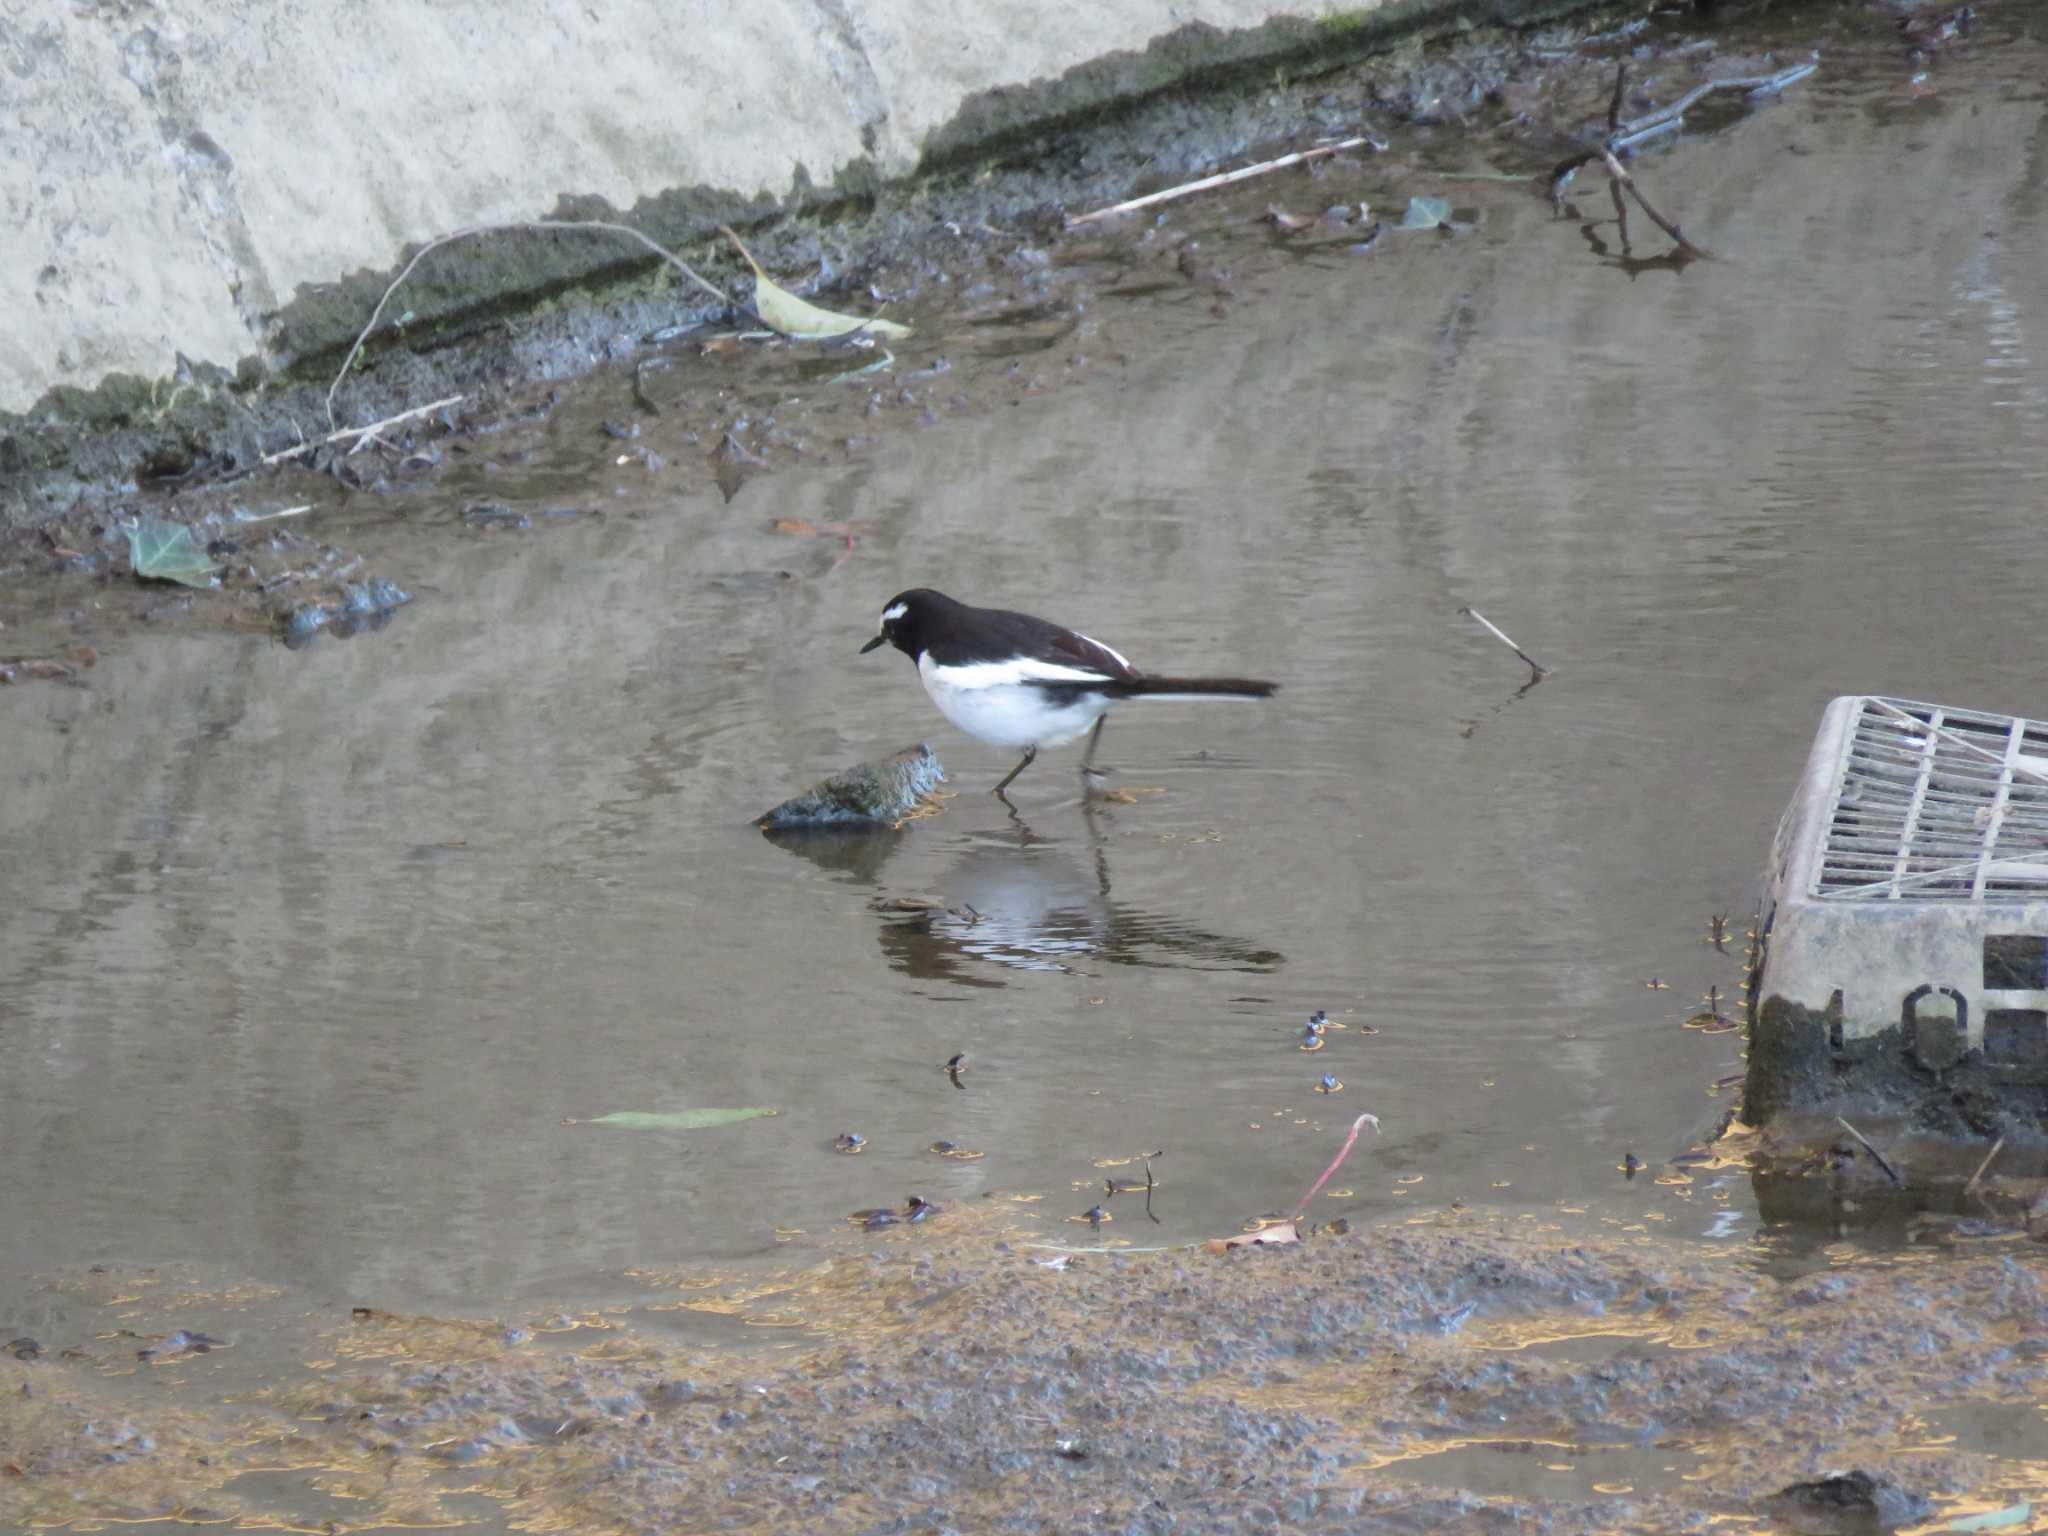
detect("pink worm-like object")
(1291, 1112), (1380, 1221)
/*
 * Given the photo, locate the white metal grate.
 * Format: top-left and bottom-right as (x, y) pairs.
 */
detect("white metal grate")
(1813, 697), (2048, 901)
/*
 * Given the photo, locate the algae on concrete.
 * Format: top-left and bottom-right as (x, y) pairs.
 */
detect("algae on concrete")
(1, 0), (1616, 526)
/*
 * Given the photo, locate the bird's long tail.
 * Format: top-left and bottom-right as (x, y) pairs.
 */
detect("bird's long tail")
(1107, 676), (1279, 701)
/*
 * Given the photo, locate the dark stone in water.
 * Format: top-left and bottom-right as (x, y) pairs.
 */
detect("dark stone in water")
(756, 744), (945, 829)
(281, 577), (413, 649)
(1766, 1470), (1929, 1534)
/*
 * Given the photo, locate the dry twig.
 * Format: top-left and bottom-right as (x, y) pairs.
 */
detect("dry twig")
(1460, 606), (1550, 677)
(1548, 60), (1818, 256)
(1067, 136), (1385, 229)
(1965, 1135), (2005, 1193)
(261, 394), (468, 466)
(324, 220), (732, 430)
(1600, 149), (1706, 258)
(1835, 1116), (1904, 1187)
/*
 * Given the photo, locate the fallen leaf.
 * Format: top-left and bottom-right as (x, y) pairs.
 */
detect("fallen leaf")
(721, 226), (911, 341)
(1399, 195), (1453, 230)
(773, 518), (821, 537)
(827, 350), (896, 384)
(0, 657), (76, 684)
(1261, 204), (1314, 233)
(576, 1108), (777, 1131)
(1207, 1221), (1299, 1253)
(125, 518), (217, 587)
(1948, 1506), (2032, 1533)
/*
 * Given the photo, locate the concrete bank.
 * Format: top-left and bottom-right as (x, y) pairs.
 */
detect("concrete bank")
(2, 0), (1596, 520)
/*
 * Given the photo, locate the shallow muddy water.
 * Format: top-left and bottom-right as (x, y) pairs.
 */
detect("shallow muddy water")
(4, 2), (2048, 1529)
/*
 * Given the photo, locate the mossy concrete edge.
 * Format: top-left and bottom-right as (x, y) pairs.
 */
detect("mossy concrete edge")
(0, 0), (1611, 528)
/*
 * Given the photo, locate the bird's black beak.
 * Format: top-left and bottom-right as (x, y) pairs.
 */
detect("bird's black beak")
(859, 634), (886, 654)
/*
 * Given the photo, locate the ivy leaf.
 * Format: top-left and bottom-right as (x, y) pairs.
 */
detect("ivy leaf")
(721, 226), (911, 341)
(576, 1107), (777, 1131)
(125, 519), (218, 588)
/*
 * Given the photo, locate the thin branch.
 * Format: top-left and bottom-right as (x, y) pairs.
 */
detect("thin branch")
(1964, 1135), (2004, 1193)
(262, 394), (467, 466)
(324, 220), (732, 429)
(1601, 150), (1708, 259)
(1459, 606), (1550, 677)
(1835, 1116), (1903, 1187)
(1066, 135), (1384, 229)
(1549, 60), (1818, 206)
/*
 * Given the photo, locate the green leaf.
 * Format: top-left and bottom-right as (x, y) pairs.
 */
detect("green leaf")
(581, 1107), (777, 1131)
(722, 226), (912, 341)
(1948, 1506), (2032, 1533)
(1399, 196), (1453, 230)
(125, 518), (218, 587)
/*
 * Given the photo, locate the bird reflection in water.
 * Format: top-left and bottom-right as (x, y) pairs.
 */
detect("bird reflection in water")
(763, 804), (1281, 985)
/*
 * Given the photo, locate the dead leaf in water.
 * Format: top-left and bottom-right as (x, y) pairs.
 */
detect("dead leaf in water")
(721, 226), (912, 342)
(0, 647), (94, 684)
(125, 518), (218, 587)
(1207, 1220), (1299, 1253)
(1398, 195), (1453, 230)
(1945, 1503), (2032, 1532)
(711, 431), (764, 503)
(1261, 204), (1315, 233)
(571, 1108), (777, 1130)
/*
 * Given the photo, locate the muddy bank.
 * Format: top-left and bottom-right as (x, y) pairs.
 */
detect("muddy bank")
(4, 1206), (2045, 1534)
(0, 6), (1838, 659)
(6, 0), (1753, 525)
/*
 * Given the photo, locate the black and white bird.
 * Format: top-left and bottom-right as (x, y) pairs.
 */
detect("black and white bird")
(859, 588), (1278, 796)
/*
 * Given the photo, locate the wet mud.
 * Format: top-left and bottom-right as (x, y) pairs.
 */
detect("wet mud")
(5, 1210), (2046, 1534)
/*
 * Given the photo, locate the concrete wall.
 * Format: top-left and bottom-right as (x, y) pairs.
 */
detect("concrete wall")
(2, 0), (1445, 416)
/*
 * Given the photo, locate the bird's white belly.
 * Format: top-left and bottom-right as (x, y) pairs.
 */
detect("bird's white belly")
(918, 655), (1112, 749)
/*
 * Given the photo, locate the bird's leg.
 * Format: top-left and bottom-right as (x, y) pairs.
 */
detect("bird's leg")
(991, 745), (1038, 797)
(1078, 715), (1110, 784)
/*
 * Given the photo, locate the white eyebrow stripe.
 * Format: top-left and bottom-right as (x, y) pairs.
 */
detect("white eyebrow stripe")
(924, 657), (1116, 688)
(881, 601), (908, 623)
(1073, 630), (1131, 670)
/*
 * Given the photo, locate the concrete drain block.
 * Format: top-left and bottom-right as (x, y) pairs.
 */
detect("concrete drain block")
(1747, 696), (2048, 1126)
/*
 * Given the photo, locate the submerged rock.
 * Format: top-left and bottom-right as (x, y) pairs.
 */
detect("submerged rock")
(756, 744), (945, 829)
(280, 577), (412, 649)
(1766, 1471), (1929, 1534)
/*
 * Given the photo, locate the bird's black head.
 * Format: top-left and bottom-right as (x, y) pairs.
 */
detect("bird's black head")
(860, 588), (954, 659)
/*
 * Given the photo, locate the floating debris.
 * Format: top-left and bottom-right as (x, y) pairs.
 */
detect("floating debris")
(851, 1195), (939, 1231)
(138, 1329), (226, 1361)
(125, 517), (218, 587)
(570, 1108), (777, 1131)
(1398, 195), (1453, 230)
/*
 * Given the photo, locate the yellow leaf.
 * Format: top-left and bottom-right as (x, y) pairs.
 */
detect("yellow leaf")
(720, 226), (912, 341)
